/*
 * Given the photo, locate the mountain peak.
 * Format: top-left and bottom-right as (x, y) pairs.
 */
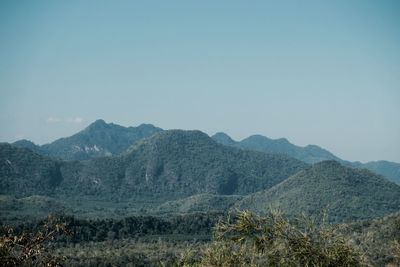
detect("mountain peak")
(211, 132), (236, 146)
(236, 158), (400, 222)
(88, 119), (108, 129)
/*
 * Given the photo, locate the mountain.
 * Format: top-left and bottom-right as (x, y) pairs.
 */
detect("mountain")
(0, 143), (64, 197)
(235, 161), (400, 222)
(212, 132), (236, 146)
(211, 132), (400, 184)
(2, 130), (307, 201)
(212, 133), (341, 164)
(13, 120), (163, 161)
(58, 130), (307, 199)
(12, 139), (43, 154)
(351, 160), (400, 184)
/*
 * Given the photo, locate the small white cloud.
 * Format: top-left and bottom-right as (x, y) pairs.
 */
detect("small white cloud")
(67, 117), (84, 123)
(46, 117), (62, 123)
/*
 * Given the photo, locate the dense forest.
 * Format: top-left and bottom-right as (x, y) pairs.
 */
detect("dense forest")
(1, 120), (400, 266)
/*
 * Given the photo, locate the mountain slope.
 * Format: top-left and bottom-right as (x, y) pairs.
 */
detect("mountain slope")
(60, 130), (308, 199)
(0, 143), (64, 197)
(2, 131), (308, 201)
(211, 132), (400, 184)
(235, 161), (400, 222)
(212, 133), (341, 164)
(13, 120), (163, 161)
(351, 160), (400, 184)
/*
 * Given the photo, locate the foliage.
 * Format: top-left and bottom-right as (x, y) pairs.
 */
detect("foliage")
(0, 143), (63, 197)
(179, 210), (365, 267)
(0, 214), (70, 267)
(340, 212), (400, 266)
(212, 132), (400, 184)
(236, 160), (400, 222)
(1, 130), (307, 201)
(155, 194), (243, 214)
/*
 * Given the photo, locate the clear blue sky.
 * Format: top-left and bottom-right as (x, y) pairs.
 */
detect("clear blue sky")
(0, 0), (399, 162)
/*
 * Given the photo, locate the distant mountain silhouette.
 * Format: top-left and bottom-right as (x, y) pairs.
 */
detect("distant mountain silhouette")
(13, 119), (162, 160)
(3, 130), (307, 200)
(235, 160), (400, 222)
(212, 132), (400, 184)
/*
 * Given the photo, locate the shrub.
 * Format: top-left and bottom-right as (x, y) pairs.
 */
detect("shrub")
(0, 214), (70, 267)
(180, 210), (366, 267)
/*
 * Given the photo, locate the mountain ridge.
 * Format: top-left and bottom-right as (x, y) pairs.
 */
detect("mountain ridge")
(13, 120), (163, 161)
(211, 132), (400, 184)
(235, 160), (400, 222)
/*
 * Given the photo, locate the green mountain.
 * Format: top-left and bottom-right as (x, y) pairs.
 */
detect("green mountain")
(2, 130), (307, 201)
(0, 143), (64, 197)
(212, 132), (237, 146)
(13, 119), (163, 161)
(212, 133), (341, 164)
(12, 139), (43, 154)
(235, 161), (400, 222)
(211, 132), (400, 184)
(58, 130), (307, 199)
(351, 160), (400, 184)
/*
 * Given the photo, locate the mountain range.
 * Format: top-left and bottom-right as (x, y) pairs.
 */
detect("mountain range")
(11, 120), (400, 184)
(2, 130), (306, 199)
(211, 132), (400, 184)
(2, 119), (400, 222)
(13, 119), (162, 160)
(235, 160), (400, 222)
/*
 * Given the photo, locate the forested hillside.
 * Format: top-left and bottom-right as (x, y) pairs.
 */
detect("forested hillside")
(236, 160), (400, 222)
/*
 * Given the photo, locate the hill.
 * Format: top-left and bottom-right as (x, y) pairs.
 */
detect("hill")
(2, 130), (307, 201)
(58, 130), (307, 199)
(212, 133), (340, 164)
(235, 160), (400, 222)
(0, 143), (64, 197)
(340, 212), (400, 266)
(13, 119), (163, 160)
(212, 132), (400, 184)
(351, 160), (400, 184)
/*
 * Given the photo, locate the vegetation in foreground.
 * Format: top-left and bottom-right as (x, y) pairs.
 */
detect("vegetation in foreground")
(2, 211), (399, 266)
(0, 214), (70, 267)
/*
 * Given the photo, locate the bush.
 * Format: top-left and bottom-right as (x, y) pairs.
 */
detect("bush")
(179, 210), (366, 267)
(0, 214), (70, 267)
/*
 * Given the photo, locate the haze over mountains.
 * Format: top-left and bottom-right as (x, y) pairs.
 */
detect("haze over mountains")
(13, 119), (162, 161)
(235, 160), (400, 222)
(2, 119), (400, 223)
(211, 132), (400, 184)
(10, 119), (400, 185)
(2, 131), (306, 198)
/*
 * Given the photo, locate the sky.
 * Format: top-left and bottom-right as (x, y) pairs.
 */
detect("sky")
(0, 0), (399, 163)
